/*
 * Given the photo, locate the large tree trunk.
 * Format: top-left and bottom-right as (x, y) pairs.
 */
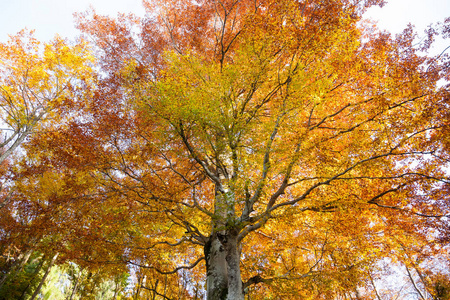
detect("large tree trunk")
(205, 175), (244, 300)
(205, 235), (228, 300)
(205, 231), (244, 300)
(223, 231), (243, 300)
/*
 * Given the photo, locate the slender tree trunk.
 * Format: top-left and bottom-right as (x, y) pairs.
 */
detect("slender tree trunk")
(30, 253), (58, 300)
(113, 279), (119, 300)
(134, 275), (143, 300)
(368, 272), (382, 300)
(19, 254), (46, 300)
(69, 266), (83, 300)
(0, 248), (33, 290)
(151, 279), (158, 300)
(405, 263), (427, 300)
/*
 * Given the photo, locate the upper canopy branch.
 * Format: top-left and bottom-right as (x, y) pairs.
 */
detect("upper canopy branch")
(176, 121), (224, 190)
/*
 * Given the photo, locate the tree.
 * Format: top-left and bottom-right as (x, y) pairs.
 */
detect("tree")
(12, 0), (450, 299)
(0, 30), (94, 164)
(0, 31), (96, 300)
(0, 29), (94, 249)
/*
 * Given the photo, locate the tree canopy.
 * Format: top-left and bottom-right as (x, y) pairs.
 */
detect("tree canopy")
(1, 0), (450, 299)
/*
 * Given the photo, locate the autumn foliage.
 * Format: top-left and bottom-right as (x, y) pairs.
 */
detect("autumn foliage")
(1, 0), (450, 299)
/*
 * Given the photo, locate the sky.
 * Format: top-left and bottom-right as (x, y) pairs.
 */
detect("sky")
(0, 0), (145, 42)
(0, 0), (448, 50)
(365, 0), (449, 33)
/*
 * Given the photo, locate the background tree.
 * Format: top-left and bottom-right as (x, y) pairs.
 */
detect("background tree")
(10, 0), (450, 299)
(0, 31), (96, 299)
(0, 30), (94, 164)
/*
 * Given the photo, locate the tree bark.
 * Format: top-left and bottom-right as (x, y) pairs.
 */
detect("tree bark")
(224, 232), (243, 300)
(205, 231), (244, 300)
(204, 175), (244, 299)
(205, 235), (228, 300)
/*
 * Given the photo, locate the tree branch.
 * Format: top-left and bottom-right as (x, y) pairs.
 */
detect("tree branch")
(126, 256), (205, 275)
